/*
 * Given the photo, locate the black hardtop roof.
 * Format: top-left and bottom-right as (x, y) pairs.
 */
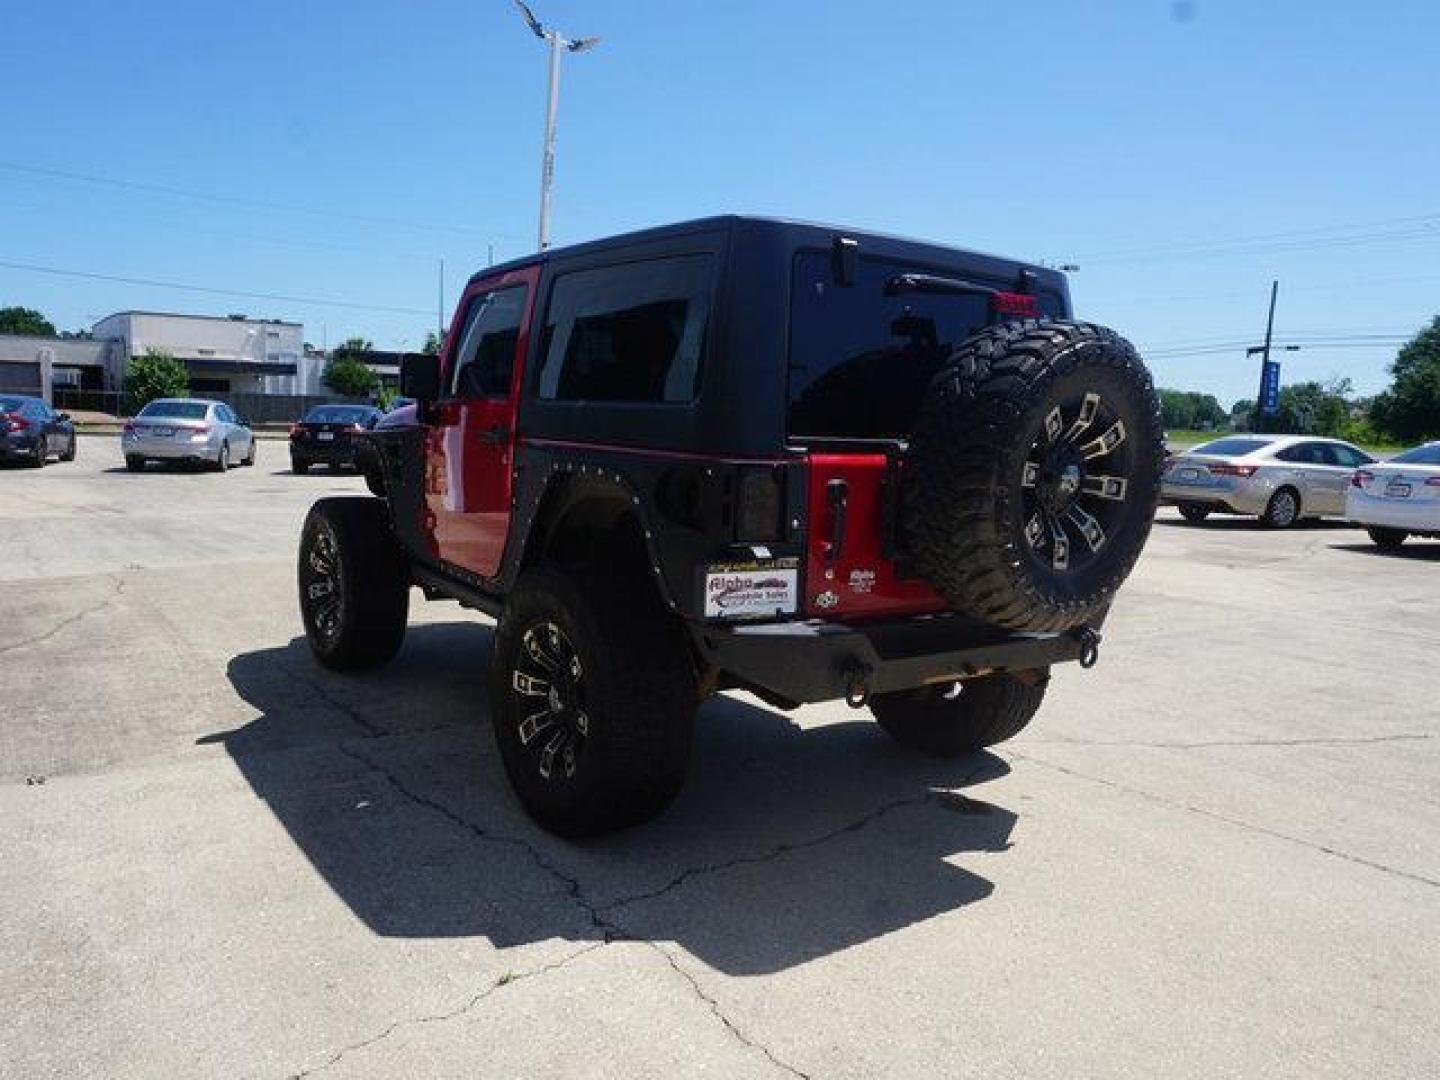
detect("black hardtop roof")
(468, 214), (1060, 289)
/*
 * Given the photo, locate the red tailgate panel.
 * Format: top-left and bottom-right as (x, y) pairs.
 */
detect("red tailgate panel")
(803, 453), (948, 620)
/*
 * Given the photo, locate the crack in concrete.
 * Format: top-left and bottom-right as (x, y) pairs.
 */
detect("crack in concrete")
(1028, 732), (1436, 750)
(287, 943), (605, 1079)
(306, 740), (967, 1080)
(277, 663), (386, 738)
(647, 940), (812, 1079)
(0, 575), (124, 656)
(1009, 749), (1440, 890)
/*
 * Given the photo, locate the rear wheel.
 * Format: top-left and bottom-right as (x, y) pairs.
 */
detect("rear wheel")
(125, 455), (145, 472)
(871, 671), (1050, 756)
(1261, 487), (1300, 529)
(491, 566), (696, 837)
(298, 498), (410, 671)
(292, 456), (309, 474)
(1368, 526), (1407, 550)
(214, 441), (231, 472)
(1177, 502), (1211, 523)
(29, 436), (47, 468)
(240, 439), (255, 466)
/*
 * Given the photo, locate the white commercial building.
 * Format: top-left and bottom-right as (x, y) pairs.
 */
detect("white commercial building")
(91, 311), (322, 395)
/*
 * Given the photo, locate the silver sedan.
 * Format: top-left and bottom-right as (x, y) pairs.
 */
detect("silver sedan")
(121, 398), (256, 472)
(1161, 434), (1375, 528)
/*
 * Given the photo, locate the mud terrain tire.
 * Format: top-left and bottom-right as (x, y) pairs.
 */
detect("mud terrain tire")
(903, 320), (1164, 633)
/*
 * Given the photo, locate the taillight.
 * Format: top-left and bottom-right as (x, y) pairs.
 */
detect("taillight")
(350, 423), (367, 432)
(2, 413), (29, 433)
(991, 291), (1038, 318)
(1352, 470), (1373, 489)
(1208, 463), (1258, 478)
(289, 423), (301, 439)
(736, 467), (784, 542)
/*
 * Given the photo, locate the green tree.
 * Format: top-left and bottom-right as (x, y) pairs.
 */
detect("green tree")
(124, 348), (190, 414)
(1273, 378), (1352, 437)
(321, 337), (378, 397)
(421, 330), (443, 355)
(1370, 316), (1440, 443)
(0, 306), (57, 337)
(1157, 388), (1229, 430)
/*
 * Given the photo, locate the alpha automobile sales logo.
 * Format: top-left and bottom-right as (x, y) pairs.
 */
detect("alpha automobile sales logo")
(709, 574), (789, 608)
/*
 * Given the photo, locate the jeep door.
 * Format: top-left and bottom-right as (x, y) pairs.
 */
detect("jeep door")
(424, 266), (538, 578)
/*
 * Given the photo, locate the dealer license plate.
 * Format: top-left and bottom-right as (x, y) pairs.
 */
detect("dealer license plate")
(1385, 481), (1412, 498)
(317, 432), (335, 442)
(703, 559), (798, 619)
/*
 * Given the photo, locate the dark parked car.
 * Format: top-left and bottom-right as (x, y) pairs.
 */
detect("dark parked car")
(289, 405), (383, 472)
(0, 395), (77, 467)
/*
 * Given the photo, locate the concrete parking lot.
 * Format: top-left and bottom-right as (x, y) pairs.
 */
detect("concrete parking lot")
(3, 434), (1438, 1079)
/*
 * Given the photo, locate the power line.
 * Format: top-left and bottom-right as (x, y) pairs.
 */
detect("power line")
(0, 257), (434, 316)
(1076, 210), (1440, 264)
(0, 160), (529, 242)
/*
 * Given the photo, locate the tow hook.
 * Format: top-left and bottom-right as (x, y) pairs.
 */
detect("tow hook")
(843, 663), (873, 709)
(1077, 626), (1102, 670)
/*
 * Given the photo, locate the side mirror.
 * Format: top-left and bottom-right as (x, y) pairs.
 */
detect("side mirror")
(56, 412), (71, 423)
(399, 353), (441, 402)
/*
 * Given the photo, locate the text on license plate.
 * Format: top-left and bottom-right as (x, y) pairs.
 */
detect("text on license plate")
(317, 432), (335, 441)
(1385, 482), (1412, 498)
(1179, 468), (1200, 481)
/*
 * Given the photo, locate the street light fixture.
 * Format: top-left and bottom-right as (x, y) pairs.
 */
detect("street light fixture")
(513, 1), (600, 252)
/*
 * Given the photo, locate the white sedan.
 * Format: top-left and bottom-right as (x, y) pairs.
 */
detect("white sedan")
(1346, 441), (1440, 548)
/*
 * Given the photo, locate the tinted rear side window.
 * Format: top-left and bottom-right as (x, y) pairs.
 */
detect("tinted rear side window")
(788, 252), (1045, 439)
(1193, 437), (1273, 457)
(1391, 443), (1440, 465)
(537, 255), (713, 404)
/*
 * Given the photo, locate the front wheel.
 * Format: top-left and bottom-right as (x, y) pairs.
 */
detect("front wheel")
(60, 434), (77, 462)
(1368, 526), (1407, 550)
(125, 455), (145, 472)
(1177, 502), (1211, 523)
(1261, 487), (1300, 529)
(491, 566), (696, 838)
(870, 671), (1050, 757)
(214, 441), (231, 472)
(298, 498), (410, 671)
(29, 436), (47, 468)
(240, 439), (255, 466)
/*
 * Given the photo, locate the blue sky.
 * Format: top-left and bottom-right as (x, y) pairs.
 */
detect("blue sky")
(2, 0), (1437, 407)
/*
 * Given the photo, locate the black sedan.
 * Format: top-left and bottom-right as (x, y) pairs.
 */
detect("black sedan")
(289, 404), (383, 472)
(0, 395), (77, 468)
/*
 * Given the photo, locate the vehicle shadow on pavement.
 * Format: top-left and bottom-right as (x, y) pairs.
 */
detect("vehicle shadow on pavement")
(1329, 541), (1440, 561)
(211, 625), (1017, 975)
(1154, 517), (1356, 531)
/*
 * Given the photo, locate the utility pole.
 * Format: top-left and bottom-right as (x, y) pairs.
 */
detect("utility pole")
(512, 1), (600, 251)
(438, 259), (445, 338)
(1254, 280), (1280, 432)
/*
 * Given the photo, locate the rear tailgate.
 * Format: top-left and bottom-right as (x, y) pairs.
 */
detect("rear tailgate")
(803, 451), (946, 619)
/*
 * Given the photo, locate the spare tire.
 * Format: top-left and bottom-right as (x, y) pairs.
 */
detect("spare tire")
(902, 319), (1163, 633)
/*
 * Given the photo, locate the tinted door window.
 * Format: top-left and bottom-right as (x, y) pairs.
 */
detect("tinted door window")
(449, 285), (527, 398)
(1276, 442), (1326, 464)
(537, 255), (713, 404)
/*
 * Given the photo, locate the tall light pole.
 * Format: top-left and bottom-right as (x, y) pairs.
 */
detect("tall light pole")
(513, 1), (600, 251)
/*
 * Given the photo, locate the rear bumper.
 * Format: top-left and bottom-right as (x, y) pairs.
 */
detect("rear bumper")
(291, 439), (358, 464)
(1346, 490), (1440, 533)
(122, 432), (218, 461)
(693, 614), (1101, 705)
(1161, 477), (1270, 515)
(0, 433), (40, 459)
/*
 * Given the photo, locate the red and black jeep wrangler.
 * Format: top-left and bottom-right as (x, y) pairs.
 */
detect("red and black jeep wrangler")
(298, 216), (1163, 836)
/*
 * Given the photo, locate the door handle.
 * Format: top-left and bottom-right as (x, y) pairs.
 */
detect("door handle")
(477, 425), (509, 445)
(825, 479), (848, 565)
